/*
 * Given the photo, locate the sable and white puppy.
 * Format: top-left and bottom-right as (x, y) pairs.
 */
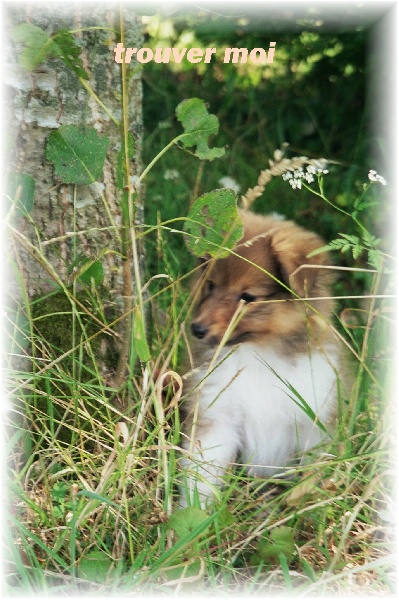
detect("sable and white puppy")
(180, 210), (340, 507)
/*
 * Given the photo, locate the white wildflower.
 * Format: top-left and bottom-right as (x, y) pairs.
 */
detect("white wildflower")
(290, 178), (302, 189)
(368, 169), (387, 185)
(282, 171), (293, 181)
(304, 172), (315, 184)
(164, 169), (180, 180)
(282, 159), (329, 190)
(218, 176), (240, 193)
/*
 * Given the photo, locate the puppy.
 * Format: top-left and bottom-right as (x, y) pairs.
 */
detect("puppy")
(180, 210), (340, 507)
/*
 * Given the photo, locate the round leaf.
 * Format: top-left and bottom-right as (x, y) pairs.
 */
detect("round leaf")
(167, 507), (209, 540)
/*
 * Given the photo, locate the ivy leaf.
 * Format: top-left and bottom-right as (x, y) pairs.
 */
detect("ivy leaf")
(7, 173), (35, 215)
(176, 98), (225, 160)
(52, 29), (88, 80)
(167, 507), (209, 540)
(184, 189), (243, 258)
(46, 125), (109, 184)
(11, 23), (58, 71)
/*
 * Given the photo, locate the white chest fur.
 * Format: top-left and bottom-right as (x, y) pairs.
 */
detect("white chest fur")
(181, 341), (338, 506)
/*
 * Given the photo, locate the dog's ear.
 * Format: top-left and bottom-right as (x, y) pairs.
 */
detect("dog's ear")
(269, 224), (330, 297)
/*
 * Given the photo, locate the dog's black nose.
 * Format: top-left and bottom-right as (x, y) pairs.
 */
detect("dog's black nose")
(191, 322), (209, 339)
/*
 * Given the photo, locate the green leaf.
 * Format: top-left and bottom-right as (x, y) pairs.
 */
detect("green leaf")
(184, 189), (243, 258)
(251, 526), (295, 565)
(352, 245), (363, 260)
(46, 125), (109, 184)
(78, 550), (113, 584)
(176, 98), (225, 160)
(216, 506), (235, 528)
(167, 507), (209, 540)
(307, 243), (332, 258)
(51, 481), (68, 503)
(7, 173), (35, 215)
(368, 249), (383, 270)
(12, 24), (88, 78)
(133, 305), (151, 362)
(77, 259), (104, 286)
(11, 23), (58, 71)
(76, 489), (119, 508)
(52, 29), (88, 79)
(340, 233), (359, 245)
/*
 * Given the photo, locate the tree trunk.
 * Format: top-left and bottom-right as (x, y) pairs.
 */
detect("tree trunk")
(5, 5), (143, 387)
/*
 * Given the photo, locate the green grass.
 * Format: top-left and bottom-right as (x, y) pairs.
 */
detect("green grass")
(4, 203), (395, 596)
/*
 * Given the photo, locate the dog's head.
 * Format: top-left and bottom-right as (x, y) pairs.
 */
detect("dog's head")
(190, 212), (334, 346)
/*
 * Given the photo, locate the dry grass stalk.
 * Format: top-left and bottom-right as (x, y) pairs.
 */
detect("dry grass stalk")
(240, 148), (328, 210)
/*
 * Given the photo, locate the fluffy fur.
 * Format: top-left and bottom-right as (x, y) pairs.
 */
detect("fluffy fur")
(180, 211), (340, 507)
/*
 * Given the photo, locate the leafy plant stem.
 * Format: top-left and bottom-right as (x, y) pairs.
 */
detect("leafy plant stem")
(112, 10), (149, 387)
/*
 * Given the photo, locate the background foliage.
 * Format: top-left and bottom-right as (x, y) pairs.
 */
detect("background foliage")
(141, 9), (388, 230)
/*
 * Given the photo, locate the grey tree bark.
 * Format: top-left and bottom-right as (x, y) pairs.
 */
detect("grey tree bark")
(6, 3), (142, 299)
(5, 4), (143, 386)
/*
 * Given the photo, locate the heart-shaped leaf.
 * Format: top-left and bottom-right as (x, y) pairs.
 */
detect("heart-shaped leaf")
(46, 125), (109, 184)
(184, 188), (243, 258)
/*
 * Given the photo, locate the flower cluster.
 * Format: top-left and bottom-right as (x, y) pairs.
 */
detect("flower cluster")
(368, 170), (387, 186)
(282, 164), (329, 189)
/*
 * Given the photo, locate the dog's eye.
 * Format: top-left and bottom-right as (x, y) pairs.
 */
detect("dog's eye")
(240, 292), (257, 303)
(205, 280), (215, 294)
